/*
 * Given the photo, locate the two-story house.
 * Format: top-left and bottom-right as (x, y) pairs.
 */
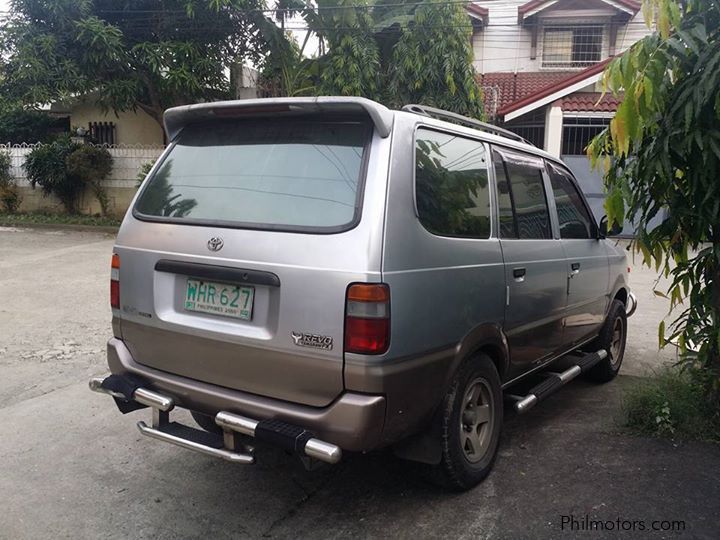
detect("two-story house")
(467, 0), (652, 220)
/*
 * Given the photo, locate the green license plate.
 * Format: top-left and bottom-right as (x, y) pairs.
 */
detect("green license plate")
(184, 278), (254, 320)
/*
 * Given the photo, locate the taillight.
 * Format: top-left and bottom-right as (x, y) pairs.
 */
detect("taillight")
(110, 253), (120, 309)
(344, 283), (390, 354)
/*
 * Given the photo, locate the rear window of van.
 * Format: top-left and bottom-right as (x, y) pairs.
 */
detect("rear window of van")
(134, 119), (371, 232)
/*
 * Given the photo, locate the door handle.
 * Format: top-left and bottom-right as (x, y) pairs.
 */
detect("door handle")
(513, 267), (526, 281)
(567, 262), (580, 294)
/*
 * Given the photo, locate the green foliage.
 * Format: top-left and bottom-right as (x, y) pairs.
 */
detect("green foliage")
(387, 3), (483, 117)
(0, 108), (57, 144)
(588, 0), (720, 400)
(24, 138), (83, 214)
(263, 0), (483, 119)
(0, 211), (121, 228)
(4, 1), (483, 123)
(24, 141), (115, 215)
(1, 1), (272, 126)
(136, 160), (156, 187)
(0, 152), (11, 186)
(622, 368), (720, 442)
(415, 138), (489, 236)
(0, 151), (22, 213)
(136, 161), (197, 218)
(260, 31), (318, 97)
(66, 145), (114, 216)
(316, 0), (381, 97)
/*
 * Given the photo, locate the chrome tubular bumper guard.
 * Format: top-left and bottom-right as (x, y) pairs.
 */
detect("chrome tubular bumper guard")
(89, 376), (342, 465)
(626, 292), (638, 318)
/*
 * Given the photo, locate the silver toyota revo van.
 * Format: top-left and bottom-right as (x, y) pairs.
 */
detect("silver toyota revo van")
(91, 97), (636, 490)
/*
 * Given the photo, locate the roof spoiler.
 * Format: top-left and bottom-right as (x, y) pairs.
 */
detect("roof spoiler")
(163, 97), (394, 142)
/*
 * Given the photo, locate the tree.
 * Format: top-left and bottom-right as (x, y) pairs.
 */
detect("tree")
(0, 0), (271, 128)
(66, 145), (113, 216)
(0, 108), (57, 144)
(0, 150), (22, 213)
(386, 2), (484, 117)
(313, 0), (381, 98)
(588, 0), (720, 401)
(262, 0), (484, 119)
(24, 137), (83, 213)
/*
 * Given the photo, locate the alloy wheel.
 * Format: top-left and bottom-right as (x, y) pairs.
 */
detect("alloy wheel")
(460, 378), (494, 463)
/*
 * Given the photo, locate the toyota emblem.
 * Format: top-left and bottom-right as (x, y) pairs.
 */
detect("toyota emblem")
(207, 237), (224, 252)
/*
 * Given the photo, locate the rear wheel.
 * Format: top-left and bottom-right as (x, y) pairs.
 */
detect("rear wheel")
(585, 299), (627, 383)
(430, 354), (503, 491)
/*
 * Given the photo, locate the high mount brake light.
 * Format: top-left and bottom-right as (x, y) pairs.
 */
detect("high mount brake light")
(212, 105), (292, 117)
(344, 284), (390, 355)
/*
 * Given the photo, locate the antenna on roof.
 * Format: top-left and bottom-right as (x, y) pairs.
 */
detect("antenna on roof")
(401, 104), (535, 147)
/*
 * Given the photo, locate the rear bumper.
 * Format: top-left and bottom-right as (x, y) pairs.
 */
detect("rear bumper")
(90, 375), (342, 464)
(105, 338), (386, 452)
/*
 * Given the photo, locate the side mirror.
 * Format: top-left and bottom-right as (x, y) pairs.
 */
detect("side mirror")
(599, 215), (623, 237)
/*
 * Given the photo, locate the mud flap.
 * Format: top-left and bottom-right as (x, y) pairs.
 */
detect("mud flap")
(101, 373), (149, 414)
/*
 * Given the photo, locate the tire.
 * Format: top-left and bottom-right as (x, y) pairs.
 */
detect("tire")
(191, 410), (223, 435)
(429, 354), (503, 491)
(585, 299), (627, 383)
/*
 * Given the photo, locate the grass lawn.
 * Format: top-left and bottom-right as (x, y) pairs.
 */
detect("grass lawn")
(0, 211), (121, 228)
(622, 367), (720, 443)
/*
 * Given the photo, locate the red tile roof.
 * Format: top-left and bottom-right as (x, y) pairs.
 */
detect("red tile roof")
(517, 0), (640, 20)
(478, 58), (618, 119)
(479, 71), (576, 116)
(501, 58), (615, 118)
(561, 92), (621, 112)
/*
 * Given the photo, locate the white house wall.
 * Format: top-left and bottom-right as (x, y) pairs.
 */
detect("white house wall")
(616, 13), (655, 51)
(471, 0), (653, 74)
(473, 0), (534, 73)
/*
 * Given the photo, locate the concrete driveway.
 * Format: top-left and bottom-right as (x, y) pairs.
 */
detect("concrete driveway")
(0, 227), (717, 539)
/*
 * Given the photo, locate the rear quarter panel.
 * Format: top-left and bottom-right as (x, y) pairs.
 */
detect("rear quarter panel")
(345, 115), (506, 441)
(604, 239), (630, 308)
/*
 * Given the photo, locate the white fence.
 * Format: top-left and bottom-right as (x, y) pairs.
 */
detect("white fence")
(1, 143), (166, 215)
(0, 142), (166, 189)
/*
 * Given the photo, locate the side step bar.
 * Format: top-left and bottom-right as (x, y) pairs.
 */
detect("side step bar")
(89, 376), (342, 465)
(509, 350), (608, 414)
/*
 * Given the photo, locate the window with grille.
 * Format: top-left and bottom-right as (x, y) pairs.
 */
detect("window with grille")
(503, 109), (546, 149)
(561, 117), (611, 155)
(542, 25), (603, 68)
(88, 122), (116, 145)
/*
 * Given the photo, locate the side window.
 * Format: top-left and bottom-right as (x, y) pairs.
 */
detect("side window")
(547, 162), (594, 239)
(492, 150), (518, 238)
(415, 128), (491, 238)
(494, 148), (552, 240)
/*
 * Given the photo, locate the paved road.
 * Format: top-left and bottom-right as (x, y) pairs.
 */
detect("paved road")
(1, 227), (716, 539)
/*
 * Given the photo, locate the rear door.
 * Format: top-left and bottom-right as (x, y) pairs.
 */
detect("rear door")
(546, 161), (609, 346)
(492, 147), (567, 379)
(115, 117), (385, 407)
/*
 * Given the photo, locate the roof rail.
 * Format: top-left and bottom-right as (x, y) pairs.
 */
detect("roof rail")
(401, 104), (535, 146)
